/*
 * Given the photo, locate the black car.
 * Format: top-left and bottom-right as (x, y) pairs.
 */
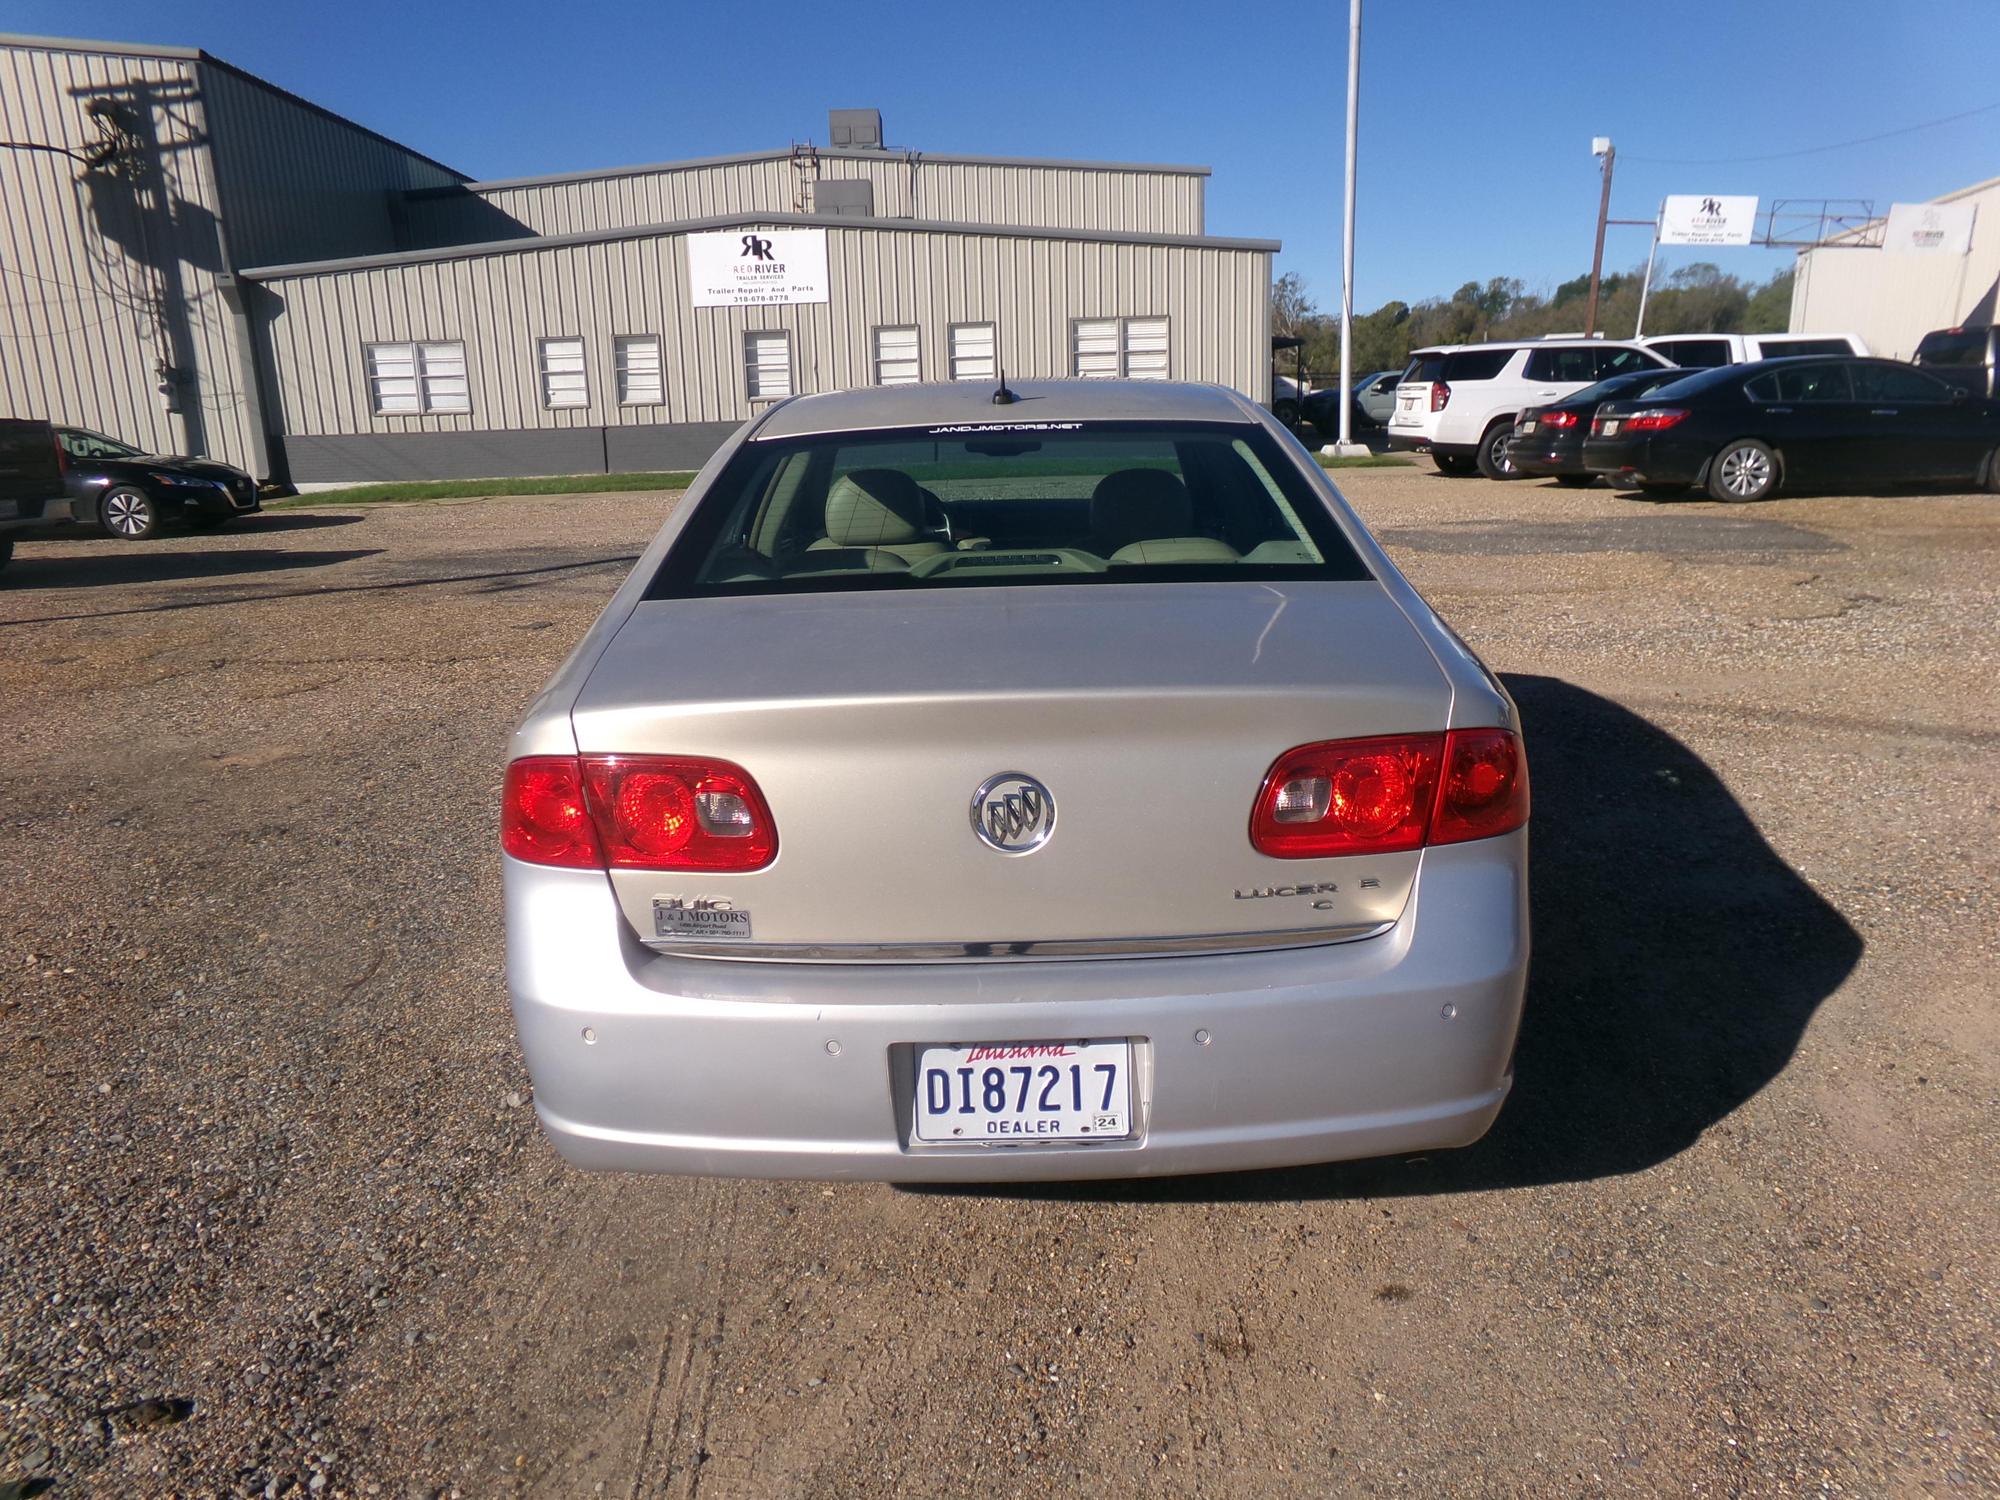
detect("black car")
(1581, 356), (2000, 502)
(56, 426), (261, 539)
(1505, 367), (1701, 486)
(0, 417), (68, 577)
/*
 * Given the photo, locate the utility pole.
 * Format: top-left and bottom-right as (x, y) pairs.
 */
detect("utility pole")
(1584, 137), (1615, 336)
(1329, 0), (1371, 456)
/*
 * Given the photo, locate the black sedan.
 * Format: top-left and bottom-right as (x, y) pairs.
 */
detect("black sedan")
(1581, 357), (2000, 502)
(57, 426), (262, 539)
(1506, 367), (1701, 486)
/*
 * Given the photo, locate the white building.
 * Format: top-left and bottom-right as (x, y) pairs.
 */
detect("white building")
(1790, 175), (1998, 359)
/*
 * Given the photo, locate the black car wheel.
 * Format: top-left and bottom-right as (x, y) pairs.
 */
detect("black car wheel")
(1554, 474), (1595, 488)
(98, 486), (161, 540)
(1476, 421), (1525, 480)
(1707, 440), (1778, 503)
(1272, 400), (1301, 430)
(1434, 453), (1477, 477)
(1985, 447), (2000, 493)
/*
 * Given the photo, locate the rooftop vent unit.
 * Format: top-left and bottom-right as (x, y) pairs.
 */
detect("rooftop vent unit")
(828, 108), (883, 150)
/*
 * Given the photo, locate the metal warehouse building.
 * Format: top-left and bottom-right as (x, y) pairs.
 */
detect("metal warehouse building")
(1, 33), (1276, 487)
(1790, 174), (1998, 359)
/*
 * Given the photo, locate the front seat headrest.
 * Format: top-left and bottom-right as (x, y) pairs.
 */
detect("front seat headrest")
(1090, 469), (1194, 554)
(824, 469), (925, 547)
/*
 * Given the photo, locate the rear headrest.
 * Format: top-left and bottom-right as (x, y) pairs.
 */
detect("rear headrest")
(824, 468), (925, 547)
(1090, 468), (1194, 554)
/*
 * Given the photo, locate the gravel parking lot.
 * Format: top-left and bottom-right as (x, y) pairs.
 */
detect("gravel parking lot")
(2, 468), (1995, 1498)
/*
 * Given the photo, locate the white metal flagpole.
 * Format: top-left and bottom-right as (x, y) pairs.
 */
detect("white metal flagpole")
(1634, 200), (1663, 337)
(1331, 0), (1369, 456)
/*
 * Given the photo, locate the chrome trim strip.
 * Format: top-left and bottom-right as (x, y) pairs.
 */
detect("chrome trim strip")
(642, 921), (1394, 964)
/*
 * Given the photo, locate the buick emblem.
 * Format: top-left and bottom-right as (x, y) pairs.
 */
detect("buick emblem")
(970, 772), (1056, 855)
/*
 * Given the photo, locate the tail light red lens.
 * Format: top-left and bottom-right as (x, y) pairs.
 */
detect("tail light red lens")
(503, 754), (776, 870)
(502, 756), (602, 869)
(1623, 407), (1689, 431)
(1432, 727), (1530, 845)
(1250, 729), (1527, 858)
(1430, 382), (1451, 412)
(1541, 410), (1579, 428)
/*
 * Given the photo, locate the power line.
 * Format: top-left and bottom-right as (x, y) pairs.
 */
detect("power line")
(1623, 98), (2000, 166)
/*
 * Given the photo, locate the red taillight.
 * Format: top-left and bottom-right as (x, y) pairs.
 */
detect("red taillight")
(1249, 729), (1527, 859)
(1541, 410), (1579, 428)
(502, 756), (602, 869)
(1430, 382), (1451, 412)
(1432, 727), (1529, 845)
(502, 754), (776, 871)
(1623, 407), (1689, 431)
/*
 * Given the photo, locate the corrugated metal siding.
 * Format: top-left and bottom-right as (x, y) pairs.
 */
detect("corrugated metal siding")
(1791, 178), (2000, 359)
(250, 221), (1270, 443)
(197, 61), (463, 268)
(403, 157), (1204, 248)
(0, 43), (259, 469)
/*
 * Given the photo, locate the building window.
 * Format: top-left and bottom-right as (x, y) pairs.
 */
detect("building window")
(1072, 318), (1170, 380)
(744, 331), (793, 399)
(538, 337), (588, 409)
(948, 323), (996, 382)
(873, 325), (920, 386)
(365, 341), (469, 414)
(615, 335), (663, 405)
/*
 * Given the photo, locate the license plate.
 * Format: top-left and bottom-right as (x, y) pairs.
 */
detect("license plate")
(913, 1040), (1132, 1144)
(1519, 418), (1537, 433)
(1600, 418), (1620, 435)
(1399, 395), (1418, 410)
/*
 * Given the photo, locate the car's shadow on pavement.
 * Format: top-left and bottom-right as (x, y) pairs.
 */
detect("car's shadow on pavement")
(0, 547), (380, 592)
(956, 673), (1864, 1203)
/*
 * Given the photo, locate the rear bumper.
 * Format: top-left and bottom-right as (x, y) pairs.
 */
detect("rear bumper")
(1581, 435), (1702, 485)
(1505, 436), (1587, 475)
(504, 831), (1530, 1181)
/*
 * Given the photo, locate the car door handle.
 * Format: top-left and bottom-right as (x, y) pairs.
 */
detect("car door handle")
(1764, 407), (1792, 414)
(1869, 408), (1898, 416)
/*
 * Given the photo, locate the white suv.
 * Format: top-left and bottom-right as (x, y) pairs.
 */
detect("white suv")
(1387, 339), (1673, 478)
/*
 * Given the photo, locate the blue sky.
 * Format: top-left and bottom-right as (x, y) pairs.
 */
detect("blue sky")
(20, 0), (2000, 313)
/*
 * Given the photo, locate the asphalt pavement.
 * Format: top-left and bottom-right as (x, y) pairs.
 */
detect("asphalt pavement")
(1, 471), (1995, 1497)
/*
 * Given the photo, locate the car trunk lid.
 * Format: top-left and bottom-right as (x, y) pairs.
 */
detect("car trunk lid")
(569, 581), (1453, 957)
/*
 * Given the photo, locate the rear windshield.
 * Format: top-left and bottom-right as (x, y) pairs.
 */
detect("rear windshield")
(1401, 353), (1447, 384)
(1567, 368), (1696, 406)
(1914, 329), (1990, 366)
(647, 421), (1372, 598)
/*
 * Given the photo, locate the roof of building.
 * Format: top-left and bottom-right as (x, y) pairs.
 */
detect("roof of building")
(0, 32), (468, 181)
(235, 209), (1280, 280)
(425, 147), (1211, 197)
(751, 378), (1260, 438)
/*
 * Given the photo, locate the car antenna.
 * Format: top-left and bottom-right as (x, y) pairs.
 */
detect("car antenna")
(991, 359), (1017, 405)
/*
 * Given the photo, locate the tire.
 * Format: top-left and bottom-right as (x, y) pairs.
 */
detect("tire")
(1706, 440), (1778, 503)
(0, 534), (13, 578)
(1475, 421), (1525, 480)
(98, 486), (161, 540)
(1985, 448), (2000, 493)
(1272, 400), (1300, 430)
(1433, 453), (1477, 477)
(1554, 474), (1595, 488)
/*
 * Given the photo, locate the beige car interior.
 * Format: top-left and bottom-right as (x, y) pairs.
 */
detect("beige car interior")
(807, 469), (952, 567)
(1088, 469), (1242, 565)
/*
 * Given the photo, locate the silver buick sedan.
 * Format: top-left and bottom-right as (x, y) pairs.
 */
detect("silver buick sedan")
(502, 380), (1528, 1181)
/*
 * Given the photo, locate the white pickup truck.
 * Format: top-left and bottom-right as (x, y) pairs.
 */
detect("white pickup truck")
(1640, 332), (1869, 367)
